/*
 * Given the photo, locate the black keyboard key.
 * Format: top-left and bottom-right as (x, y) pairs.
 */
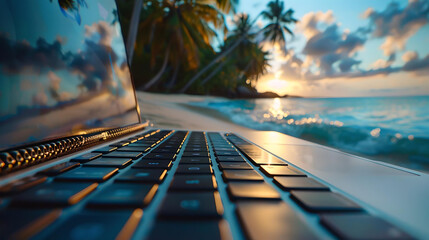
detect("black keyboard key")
(103, 151), (142, 159)
(236, 201), (318, 240)
(71, 152), (102, 163)
(216, 156), (246, 162)
(84, 158), (132, 168)
(320, 213), (413, 240)
(222, 170), (263, 181)
(11, 182), (98, 206)
(184, 147), (208, 152)
(0, 209), (61, 239)
(56, 167), (118, 182)
(132, 159), (172, 169)
(116, 169), (167, 183)
(0, 175), (47, 194)
(46, 209), (142, 240)
(241, 151), (287, 165)
(88, 183), (158, 208)
(274, 177), (329, 191)
(290, 191), (362, 212)
(148, 220), (231, 240)
(151, 148), (178, 153)
(37, 162), (80, 176)
(176, 165), (213, 174)
(182, 152), (209, 157)
(110, 141), (130, 147)
(219, 162), (252, 170)
(170, 175), (217, 191)
(158, 192), (223, 219)
(215, 151), (240, 156)
(92, 146), (117, 153)
(127, 143), (152, 148)
(180, 157), (211, 164)
(144, 153), (176, 160)
(228, 182), (280, 200)
(116, 146), (148, 153)
(260, 165), (306, 177)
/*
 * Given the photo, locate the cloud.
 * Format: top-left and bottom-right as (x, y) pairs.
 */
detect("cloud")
(402, 51), (418, 62)
(0, 33), (71, 74)
(402, 53), (429, 75)
(85, 21), (114, 46)
(363, 0), (429, 56)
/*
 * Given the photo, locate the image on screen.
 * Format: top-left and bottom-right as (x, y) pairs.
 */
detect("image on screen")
(0, 0), (140, 151)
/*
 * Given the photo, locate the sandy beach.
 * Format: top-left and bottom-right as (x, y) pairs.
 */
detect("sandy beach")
(136, 91), (250, 132)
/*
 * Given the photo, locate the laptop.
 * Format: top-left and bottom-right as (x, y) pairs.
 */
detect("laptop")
(0, 0), (427, 239)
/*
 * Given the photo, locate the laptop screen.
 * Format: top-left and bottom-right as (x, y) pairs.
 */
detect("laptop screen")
(0, 0), (140, 151)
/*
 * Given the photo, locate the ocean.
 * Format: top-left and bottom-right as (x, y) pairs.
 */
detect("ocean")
(191, 95), (429, 173)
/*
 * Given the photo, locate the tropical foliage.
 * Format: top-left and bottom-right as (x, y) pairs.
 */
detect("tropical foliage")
(116, 0), (296, 97)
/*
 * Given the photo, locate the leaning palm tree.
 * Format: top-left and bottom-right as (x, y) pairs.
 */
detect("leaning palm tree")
(139, 0), (225, 90)
(179, 0), (296, 93)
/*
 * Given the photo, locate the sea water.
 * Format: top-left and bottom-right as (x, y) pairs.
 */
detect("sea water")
(192, 95), (429, 172)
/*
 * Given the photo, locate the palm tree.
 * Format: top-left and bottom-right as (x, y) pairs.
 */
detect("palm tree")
(261, 0), (297, 53)
(137, 0), (225, 90)
(179, 0), (296, 93)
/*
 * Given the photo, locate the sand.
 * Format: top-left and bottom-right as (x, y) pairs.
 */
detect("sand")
(136, 91), (250, 132)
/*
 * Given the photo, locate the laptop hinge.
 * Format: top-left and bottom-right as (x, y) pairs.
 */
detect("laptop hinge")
(0, 122), (148, 175)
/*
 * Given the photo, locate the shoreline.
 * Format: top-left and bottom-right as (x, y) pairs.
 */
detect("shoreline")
(137, 91), (429, 174)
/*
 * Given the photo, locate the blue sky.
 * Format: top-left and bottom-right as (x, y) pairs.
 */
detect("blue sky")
(233, 0), (429, 97)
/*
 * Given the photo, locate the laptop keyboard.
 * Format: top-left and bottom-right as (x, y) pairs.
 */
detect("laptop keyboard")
(0, 130), (414, 239)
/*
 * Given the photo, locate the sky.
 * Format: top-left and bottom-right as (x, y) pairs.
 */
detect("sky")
(232, 0), (429, 97)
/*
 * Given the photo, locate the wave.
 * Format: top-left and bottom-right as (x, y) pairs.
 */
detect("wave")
(190, 98), (429, 166)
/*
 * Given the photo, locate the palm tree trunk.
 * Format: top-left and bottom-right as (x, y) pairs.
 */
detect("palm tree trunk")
(126, 0), (143, 65)
(166, 62), (180, 89)
(143, 46), (171, 90)
(200, 59), (228, 85)
(178, 35), (246, 93)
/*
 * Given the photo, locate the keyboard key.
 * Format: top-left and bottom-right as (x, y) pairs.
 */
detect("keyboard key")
(0, 209), (62, 239)
(144, 153), (176, 160)
(148, 220), (231, 240)
(46, 209), (142, 240)
(170, 175), (217, 191)
(110, 141), (130, 147)
(274, 177), (329, 191)
(71, 152), (102, 163)
(37, 162), (80, 176)
(0, 175), (47, 194)
(239, 150), (287, 165)
(216, 156), (246, 162)
(320, 213), (413, 240)
(228, 182), (280, 200)
(158, 192), (223, 219)
(236, 201), (318, 240)
(116, 146), (148, 153)
(151, 148), (178, 153)
(184, 147), (208, 152)
(84, 158), (132, 168)
(176, 165), (213, 174)
(103, 151), (142, 159)
(180, 157), (211, 164)
(116, 169), (167, 183)
(92, 146), (117, 153)
(132, 159), (172, 169)
(127, 143), (151, 148)
(290, 191), (362, 212)
(11, 182), (98, 206)
(56, 167), (118, 182)
(215, 151), (240, 156)
(219, 162), (252, 170)
(88, 183), (158, 208)
(260, 165), (306, 177)
(222, 170), (263, 181)
(182, 152), (209, 157)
